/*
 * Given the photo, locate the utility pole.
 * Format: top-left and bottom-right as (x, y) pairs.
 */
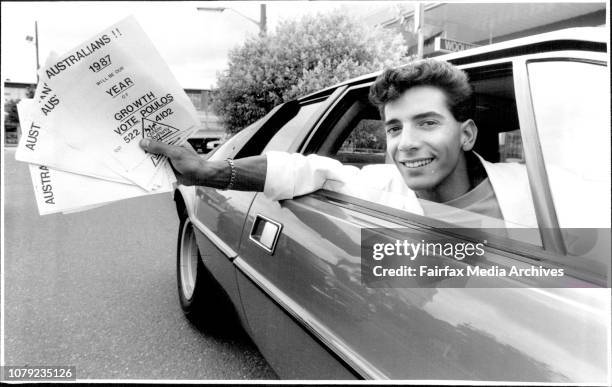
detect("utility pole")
(27, 21), (41, 83)
(259, 4), (267, 36)
(414, 3), (425, 59)
(35, 21), (40, 83)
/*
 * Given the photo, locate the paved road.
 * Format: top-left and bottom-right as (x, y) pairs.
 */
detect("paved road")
(2, 148), (278, 380)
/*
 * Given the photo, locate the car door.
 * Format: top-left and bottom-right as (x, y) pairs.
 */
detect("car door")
(235, 58), (609, 381)
(191, 101), (304, 308)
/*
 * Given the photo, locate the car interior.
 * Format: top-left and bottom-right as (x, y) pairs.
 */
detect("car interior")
(319, 63), (523, 169)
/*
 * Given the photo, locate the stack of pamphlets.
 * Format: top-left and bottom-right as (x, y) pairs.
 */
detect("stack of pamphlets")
(14, 16), (200, 215)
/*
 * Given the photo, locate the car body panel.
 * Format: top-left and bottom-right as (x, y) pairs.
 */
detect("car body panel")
(193, 188), (257, 313)
(177, 184), (246, 318)
(236, 193), (610, 381)
(235, 260), (360, 380)
(194, 188), (256, 258)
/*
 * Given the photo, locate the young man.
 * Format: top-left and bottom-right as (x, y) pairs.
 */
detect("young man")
(140, 59), (536, 227)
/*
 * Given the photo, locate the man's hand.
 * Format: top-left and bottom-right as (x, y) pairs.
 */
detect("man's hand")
(140, 138), (267, 191)
(139, 139), (207, 186)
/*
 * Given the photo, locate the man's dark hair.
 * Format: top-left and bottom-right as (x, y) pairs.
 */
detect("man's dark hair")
(369, 59), (473, 122)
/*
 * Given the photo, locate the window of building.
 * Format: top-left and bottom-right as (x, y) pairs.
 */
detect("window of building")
(186, 91), (204, 110)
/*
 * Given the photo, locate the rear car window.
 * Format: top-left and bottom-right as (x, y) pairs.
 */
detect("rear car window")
(263, 101), (324, 153)
(207, 119), (262, 161)
(527, 60), (610, 255)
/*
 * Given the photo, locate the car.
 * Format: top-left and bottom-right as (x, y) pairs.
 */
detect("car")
(172, 27), (609, 381)
(187, 137), (223, 154)
(205, 139), (222, 151)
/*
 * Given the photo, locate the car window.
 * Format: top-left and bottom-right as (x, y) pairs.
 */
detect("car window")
(527, 60), (610, 251)
(334, 119), (386, 166)
(263, 101), (324, 153)
(207, 120), (260, 161)
(315, 91), (387, 167)
(311, 64), (542, 247)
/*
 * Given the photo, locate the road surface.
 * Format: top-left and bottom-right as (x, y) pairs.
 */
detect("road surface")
(2, 148), (278, 380)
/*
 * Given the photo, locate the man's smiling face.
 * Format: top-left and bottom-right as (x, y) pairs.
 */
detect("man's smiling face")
(384, 85), (476, 201)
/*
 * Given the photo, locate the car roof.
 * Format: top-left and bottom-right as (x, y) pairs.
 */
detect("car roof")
(300, 27), (607, 101)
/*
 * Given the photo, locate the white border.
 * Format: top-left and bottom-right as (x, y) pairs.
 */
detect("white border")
(1, 1), (610, 385)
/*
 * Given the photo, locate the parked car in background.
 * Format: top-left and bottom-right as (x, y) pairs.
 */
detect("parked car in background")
(187, 136), (223, 154)
(173, 28), (610, 381)
(4, 122), (19, 146)
(205, 139), (222, 151)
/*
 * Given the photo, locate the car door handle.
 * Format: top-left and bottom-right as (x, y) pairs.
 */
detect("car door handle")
(249, 214), (283, 254)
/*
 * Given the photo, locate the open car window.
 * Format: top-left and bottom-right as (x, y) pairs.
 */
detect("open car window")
(311, 63), (543, 248)
(263, 101), (325, 153)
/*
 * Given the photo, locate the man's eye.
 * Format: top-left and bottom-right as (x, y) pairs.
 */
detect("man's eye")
(386, 126), (401, 134)
(419, 120), (438, 127)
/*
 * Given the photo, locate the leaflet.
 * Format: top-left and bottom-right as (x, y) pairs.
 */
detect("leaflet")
(16, 97), (128, 183)
(15, 53), (127, 182)
(39, 15), (199, 190)
(12, 15), (197, 215)
(28, 162), (175, 216)
(17, 96), (178, 215)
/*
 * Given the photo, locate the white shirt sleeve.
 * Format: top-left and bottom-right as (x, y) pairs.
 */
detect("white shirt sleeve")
(263, 151), (424, 215)
(263, 151), (361, 201)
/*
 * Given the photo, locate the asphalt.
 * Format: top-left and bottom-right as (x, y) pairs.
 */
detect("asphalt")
(2, 148), (278, 380)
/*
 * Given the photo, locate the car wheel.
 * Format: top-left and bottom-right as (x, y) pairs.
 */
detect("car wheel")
(176, 208), (236, 330)
(177, 214), (206, 319)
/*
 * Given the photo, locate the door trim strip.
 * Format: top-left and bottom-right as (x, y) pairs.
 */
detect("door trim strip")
(190, 217), (237, 259)
(233, 257), (387, 380)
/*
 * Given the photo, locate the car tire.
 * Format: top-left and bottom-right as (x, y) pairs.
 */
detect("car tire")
(177, 213), (208, 322)
(176, 207), (236, 331)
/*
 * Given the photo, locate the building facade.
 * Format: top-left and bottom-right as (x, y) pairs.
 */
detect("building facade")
(184, 88), (226, 153)
(3, 82), (36, 145)
(362, 2), (605, 57)
(4, 81), (35, 102)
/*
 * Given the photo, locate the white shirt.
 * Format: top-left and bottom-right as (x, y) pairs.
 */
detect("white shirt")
(263, 151), (538, 228)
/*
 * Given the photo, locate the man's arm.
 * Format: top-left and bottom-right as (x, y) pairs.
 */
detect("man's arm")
(140, 139), (366, 200)
(139, 139), (266, 191)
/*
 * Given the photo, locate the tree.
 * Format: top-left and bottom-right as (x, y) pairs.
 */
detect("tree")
(213, 13), (407, 134)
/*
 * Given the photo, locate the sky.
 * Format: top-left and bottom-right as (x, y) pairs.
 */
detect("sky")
(3, 0), (596, 89)
(0, 1), (389, 89)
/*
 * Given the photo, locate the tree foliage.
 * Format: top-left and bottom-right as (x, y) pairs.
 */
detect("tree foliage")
(213, 13), (407, 133)
(342, 119), (386, 152)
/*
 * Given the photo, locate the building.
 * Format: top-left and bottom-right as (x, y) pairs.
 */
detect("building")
(184, 88), (226, 153)
(3, 82), (225, 150)
(361, 2), (605, 57)
(3, 81), (36, 145)
(4, 81), (35, 102)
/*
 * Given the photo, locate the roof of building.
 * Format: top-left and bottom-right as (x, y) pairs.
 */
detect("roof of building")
(4, 81), (37, 88)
